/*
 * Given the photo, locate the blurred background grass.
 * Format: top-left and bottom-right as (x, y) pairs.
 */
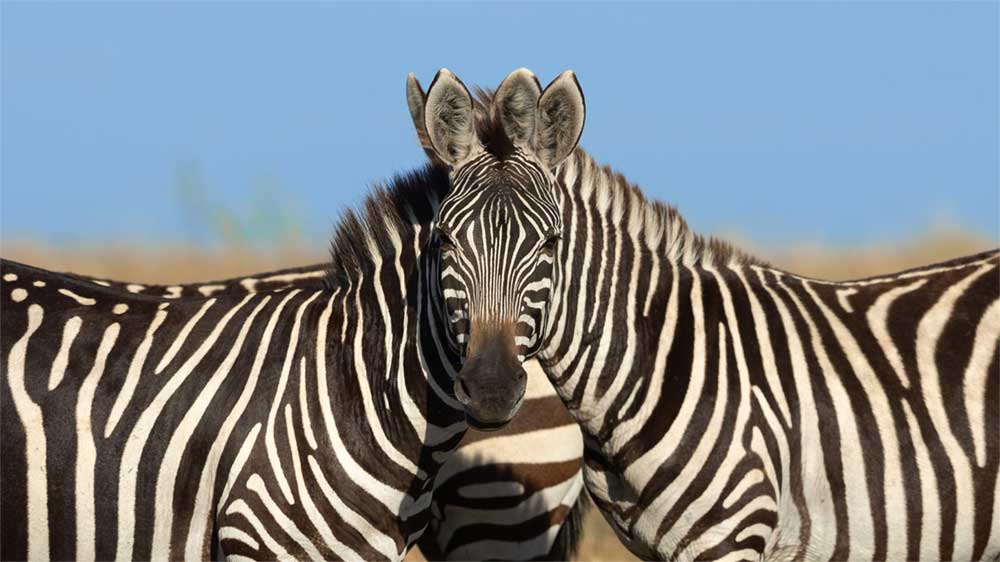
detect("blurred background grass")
(3, 225), (991, 284)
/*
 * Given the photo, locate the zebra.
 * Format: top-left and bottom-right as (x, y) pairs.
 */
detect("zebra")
(408, 67), (1000, 561)
(0, 151), (589, 559)
(35, 263), (588, 560)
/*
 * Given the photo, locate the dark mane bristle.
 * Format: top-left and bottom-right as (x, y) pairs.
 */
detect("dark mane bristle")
(326, 164), (449, 286)
(327, 82), (759, 287)
(472, 87), (516, 160)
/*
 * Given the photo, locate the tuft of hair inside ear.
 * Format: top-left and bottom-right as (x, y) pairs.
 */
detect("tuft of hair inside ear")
(537, 92), (577, 164)
(535, 72), (585, 167)
(431, 89), (476, 162)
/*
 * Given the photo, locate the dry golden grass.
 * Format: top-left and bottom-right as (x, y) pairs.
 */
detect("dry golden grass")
(3, 228), (995, 561)
(0, 242), (326, 284)
(4, 225), (992, 284)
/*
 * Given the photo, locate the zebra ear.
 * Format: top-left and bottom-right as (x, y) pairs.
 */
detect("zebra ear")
(495, 68), (542, 148)
(406, 73), (440, 162)
(423, 68), (482, 166)
(534, 71), (586, 168)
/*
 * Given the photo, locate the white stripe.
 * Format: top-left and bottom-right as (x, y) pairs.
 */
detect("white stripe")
(615, 263), (680, 456)
(314, 292), (413, 515)
(216, 424), (262, 517)
(298, 357), (318, 450)
(965, 298), (1000, 467)
(836, 288), (857, 312)
(736, 523), (773, 543)
(246, 474), (324, 560)
(239, 269), (327, 293)
(626, 268), (697, 485)
(733, 268), (793, 426)
(154, 299), (215, 374)
(780, 277), (872, 559)
(723, 469), (764, 509)
(198, 284), (226, 297)
(350, 287), (421, 477)
(759, 269), (836, 560)
(915, 263), (993, 561)
(152, 296), (269, 558)
(307, 455), (400, 560)
(188, 291), (299, 558)
(217, 526), (259, 551)
(805, 255), (998, 287)
(667, 269), (757, 559)
(435, 423), (583, 487)
(285, 405), (362, 561)
(802, 279), (906, 560)
(48, 316), (81, 390)
(58, 288), (96, 306)
(103, 310), (167, 437)
(115, 296), (248, 560)
(265, 290), (319, 505)
(901, 401), (938, 560)
(865, 279), (927, 389)
(6, 304), (48, 561)
(224, 499), (290, 560)
(75, 322), (120, 561)
(438, 473), (583, 561)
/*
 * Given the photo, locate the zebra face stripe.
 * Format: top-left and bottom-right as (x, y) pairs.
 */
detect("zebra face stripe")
(436, 149), (562, 429)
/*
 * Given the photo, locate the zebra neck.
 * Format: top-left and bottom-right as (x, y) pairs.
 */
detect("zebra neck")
(540, 148), (762, 438)
(320, 260), (467, 453)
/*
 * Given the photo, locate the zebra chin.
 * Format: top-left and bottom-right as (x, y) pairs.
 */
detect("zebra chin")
(453, 340), (528, 430)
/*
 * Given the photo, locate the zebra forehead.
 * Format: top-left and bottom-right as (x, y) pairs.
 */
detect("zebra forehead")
(441, 200), (560, 239)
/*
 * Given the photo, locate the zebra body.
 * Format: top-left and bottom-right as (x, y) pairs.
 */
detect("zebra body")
(2, 257), (462, 560)
(541, 213), (1000, 560)
(28, 262), (587, 560)
(413, 68), (1000, 561)
(2, 166), (501, 562)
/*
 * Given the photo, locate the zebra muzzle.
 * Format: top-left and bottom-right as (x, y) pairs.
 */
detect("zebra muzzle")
(453, 344), (527, 430)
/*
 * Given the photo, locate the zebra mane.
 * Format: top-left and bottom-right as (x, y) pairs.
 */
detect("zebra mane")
(334, 86), (758, 286)
(566, 150), (764, 268)
(326, 164), (449, 286)
(471, 87), (517, 160)
(470, 87), (762, 268)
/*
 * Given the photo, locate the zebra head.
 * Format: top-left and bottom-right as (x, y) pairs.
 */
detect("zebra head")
(407, 68), (585, 429)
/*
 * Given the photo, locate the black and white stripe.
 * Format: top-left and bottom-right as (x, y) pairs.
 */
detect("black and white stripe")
(426, 68), (1000, 561)
(2, 249), (462, 560)
(542, 151), (1000, 560)
(0, 169), (482, 561)
(0, 160), (588, 561)
(30, 262), (588, 560)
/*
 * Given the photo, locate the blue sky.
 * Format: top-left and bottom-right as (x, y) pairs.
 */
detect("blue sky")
(2, 2), (997, 248)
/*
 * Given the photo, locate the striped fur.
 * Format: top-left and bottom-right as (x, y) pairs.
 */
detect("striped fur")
(1, 161), (588, 560)
(2, 250), (463, 560)
(428, 70), (1000, 561)
(544, 150), (1000, 560)
(34, 262), (587, 560)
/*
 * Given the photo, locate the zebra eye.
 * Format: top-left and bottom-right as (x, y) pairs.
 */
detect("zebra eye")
(539, 235), (559, 255)
(438, 231), (456, 254)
